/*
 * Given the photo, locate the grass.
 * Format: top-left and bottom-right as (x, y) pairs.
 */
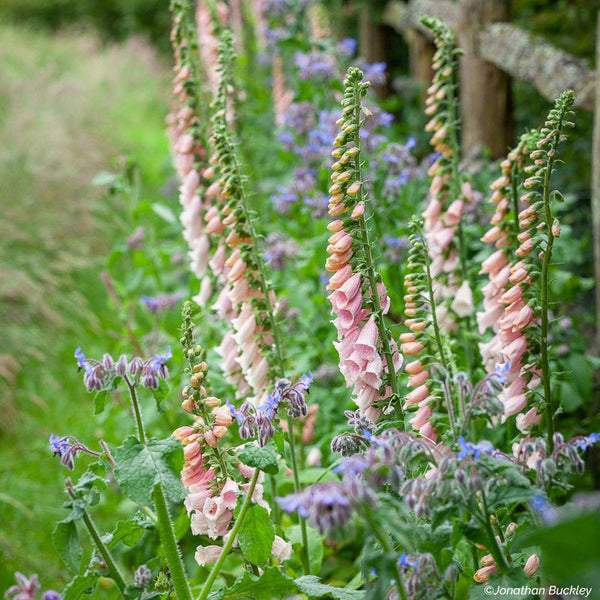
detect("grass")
(0, 23), (172, 592)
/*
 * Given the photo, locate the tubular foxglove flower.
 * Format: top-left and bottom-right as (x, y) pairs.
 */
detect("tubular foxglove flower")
(325, 67), (403, 420)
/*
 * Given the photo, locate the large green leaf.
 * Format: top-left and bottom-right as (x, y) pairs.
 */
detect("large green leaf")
(237, 503), (275, 564)
(52, 521), (82, 574)
(61, 573), (98, 600)
(112, 436), (186, 506)
(212, 566), (296, 599)
(237, 441), (279, 475)
(295, 576), (366, 599)
(102, 518), (146, 549)
(286, 524), (323, 575)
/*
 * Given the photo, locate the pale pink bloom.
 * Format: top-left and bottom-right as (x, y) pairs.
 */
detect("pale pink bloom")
(195, 496), (233, 539)
(461, 180), (474, 203)
(423, 197), (442, 227)
(516, 407), (542, 432)
(500, 285), (523, 305)
(354, 317), (379, 361)
(192, 275), (213, 308)
(247, 356), (270, 390)
(443, 198), (464, 226)
(233, 311), (257, 346)
(490, 264), (511, 291)
(238, 340), (261, 371)
(220, 479), (239, 510)
(355, 384), (380, 414)
(333, 326), (360, 360)
(480, 249), (508, 275)
(410, 403), (433, 429)
(195, 544), (223, 566)
(477, 304), (504, 335)
(429, 254), (445, 278)
(408, 369), (429, 387)
(327, 264), (353, 289)
(418, 421), (437, 442)
(306, 447), (322, 467)
(451, 281), (473, 318)
(442, 251), (459, 273)
(209, 242), (227, 274)
(360, 354), (384, 388)
(512, 304), (534, 330)
(503, 336), (527, 365)
(404, 384), (429, 407)
(503, 393), (528, 418)
(229, 276), (252, 305)
(331, 273), (361, 309)
(427, 225), (456, 255)
(523, 554), (540, 576)
(479, 335), (503, 373)
(241, 482), (271, 511)
(271, 535), (292, 561)
(473, 565), (496, 583)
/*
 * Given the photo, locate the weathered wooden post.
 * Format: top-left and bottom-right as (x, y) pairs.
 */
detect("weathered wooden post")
(456, 0), (513, 159)
(592, 12), (600, 354)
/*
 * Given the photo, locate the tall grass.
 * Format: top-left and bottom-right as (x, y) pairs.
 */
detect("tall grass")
(0, 24), (171, 590)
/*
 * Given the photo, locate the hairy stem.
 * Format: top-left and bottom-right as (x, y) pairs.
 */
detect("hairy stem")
(66, 480), (127, 596)
(197, 469), (260, 600)
(152, 483), (193, 600)
(125, 375), (146, 445)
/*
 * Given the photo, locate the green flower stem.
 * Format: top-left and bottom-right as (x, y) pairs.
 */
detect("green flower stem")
(511, 162), (521, 237)
(351, 101), (400, 411)
(286, 415), (311, 574)
(540, 164), (557, 453)
(479, 490), (509, 574)
(361, 509), (407, 600)
(197, 469), (260, 600)
(125, 376), (146, 445)
(65, 480), (127, 596)
(227, 141), (310, 572)
(420, 237), (449, 372)
(152, 483), (193, 600)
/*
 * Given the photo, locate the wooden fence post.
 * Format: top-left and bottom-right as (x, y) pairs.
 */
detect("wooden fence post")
(456, 0), (513, 159)
(592, 12), (600, 355)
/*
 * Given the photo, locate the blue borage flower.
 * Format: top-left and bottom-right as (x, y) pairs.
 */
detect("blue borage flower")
(152, 346), (172, 375)
(574, 432), (600, 452)
(49, 434), (100, 471)
(236, 373), (313, 445)
(398, 552), (418, 573)
(457, 436), (494, 460)
(277, 481), (352, 535)
(494, 361), (511, 385)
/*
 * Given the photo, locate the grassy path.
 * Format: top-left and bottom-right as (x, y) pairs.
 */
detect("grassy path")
(0, 24), (170, 591)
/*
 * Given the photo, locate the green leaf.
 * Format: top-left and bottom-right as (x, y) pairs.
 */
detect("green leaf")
(151, 203), (177, 224)
(287, 524), (323, 575)
(61, 573), (97, 600)
(102, 519), (145, 549)
(237, 503), (275, 564)
(112, 436), (186, 506)
(150, 380), (169, 414)
(295, 576), (366, 599)
(222, 567), (295, 599)
(94, 390), (108, 414)
(237, 441), (279, 475)
(52, 521), (82, 574)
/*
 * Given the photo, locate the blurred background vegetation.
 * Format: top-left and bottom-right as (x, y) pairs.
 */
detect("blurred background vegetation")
(0, 0), (598, 594)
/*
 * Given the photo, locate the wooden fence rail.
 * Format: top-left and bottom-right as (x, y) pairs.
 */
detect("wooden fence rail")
(382, 0), (600, 352)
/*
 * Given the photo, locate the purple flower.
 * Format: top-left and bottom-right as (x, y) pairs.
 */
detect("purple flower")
(277, 481), (353, 535)
(359, 61), (386, 85)
(152, 346), (172, 375)
(74, 347), (92, 375)
(42, 592), (62, 600)
(5, 573), (40, 600)
(257, 393), (279, 420)
(457, 436), (494, 460)
(294, 50), (337, 81)
(398, 552), (418, 572)
(270, 185), (298, 213)
(338, 37), (357, 56)
(574, 433), (600, 452)
(494, 361), (510, 385)
(49, 433), (72, 458)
